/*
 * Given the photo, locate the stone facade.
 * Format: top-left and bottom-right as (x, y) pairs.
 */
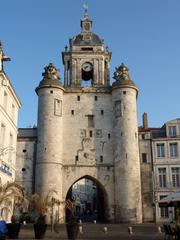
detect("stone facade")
(151, 119), (180, 223)
(16, 13), (143, 223)
(139, 116), (180, 223)
(138, 114), (154, 222)
(16, 128), (36, 195)
(0, 42), (21, 183)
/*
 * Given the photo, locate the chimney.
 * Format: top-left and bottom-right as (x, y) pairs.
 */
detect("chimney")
(142, 112), (148, 129)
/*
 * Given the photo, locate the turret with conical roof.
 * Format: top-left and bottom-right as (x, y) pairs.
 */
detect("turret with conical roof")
(36, 63), (62, 91)
(35, 63), (64, 210)
(112, 63), (142, 223)
(112, 63), (138, 94)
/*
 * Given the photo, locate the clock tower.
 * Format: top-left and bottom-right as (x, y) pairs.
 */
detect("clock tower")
(33, 7), (142, 224)
(62, 12), (111, 88)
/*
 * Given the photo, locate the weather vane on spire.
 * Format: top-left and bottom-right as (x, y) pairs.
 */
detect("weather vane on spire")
(83, 1), (89, 18)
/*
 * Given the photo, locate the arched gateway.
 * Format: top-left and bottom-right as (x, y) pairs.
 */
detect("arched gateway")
(34, 10), (142, 223)
(65, 175), (109, 222)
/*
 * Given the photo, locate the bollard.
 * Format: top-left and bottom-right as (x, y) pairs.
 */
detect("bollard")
(128, 226), (133, 235)
(158, 226), (162, 233)
(103, 226), (108, 233)
(79, 225), (83, 234)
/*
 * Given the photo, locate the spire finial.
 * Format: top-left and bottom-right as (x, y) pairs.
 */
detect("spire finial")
(83, 2), (89, 18)
(0, 40), (11, 72)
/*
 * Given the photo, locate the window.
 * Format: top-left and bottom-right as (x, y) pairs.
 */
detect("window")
(158, 168), (166, 187)
(89, 130), (93, 137)
(3, 91), (8, 111)
(101, 110), (104, 115)
(77, 96), (80, 101)
(0, 124), (5, 146)
(22, 149), (27, 153)
(100, 156), (103, 162)
(157, 143), (165, 157)
(142, 153), (147, 163)
(170, 143), (178, 157)
(115, 100), (123, 117)
(87, 115), (94, 128)
(8, 133), (13, 162)
(50, 90), (53, 94)
(172, 167), (180, 187)
(12, 104), (15, 121)
(141, 134), (145, 140)
(71, 110), (74, 115)
(94, 96), (98, 101)
(108, 133), (111, 139)
(160, 195), (169, 218)
(54, 99), (62, 116)
(168, 126), (177, 137)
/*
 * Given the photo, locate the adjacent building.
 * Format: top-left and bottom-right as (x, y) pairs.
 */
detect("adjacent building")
(139, 115), (180, 223)
(152, 119), (180, 222)
(0, 41), (21, 220)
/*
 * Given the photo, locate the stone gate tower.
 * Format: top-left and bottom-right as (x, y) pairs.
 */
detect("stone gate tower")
(35, 10), (142, 223)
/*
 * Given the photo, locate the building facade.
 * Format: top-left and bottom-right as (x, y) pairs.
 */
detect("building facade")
(0, 41), (21, 220)
(16, 13), (143, 223)
(139, 115), (180, 223)
(152, 119), (180, 223)
(15, 12), (180, 224)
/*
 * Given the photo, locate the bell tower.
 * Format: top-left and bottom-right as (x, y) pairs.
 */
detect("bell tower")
(33, 5), (143, 224)
(62, 9), (111, 88)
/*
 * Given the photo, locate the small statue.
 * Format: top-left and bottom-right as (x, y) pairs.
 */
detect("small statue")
(113, 63), (131, 82)
(42, 63), (60, 81)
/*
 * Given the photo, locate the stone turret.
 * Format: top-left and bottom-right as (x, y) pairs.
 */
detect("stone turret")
(35, 63), (64, 208)
(112, 63), (142, 223)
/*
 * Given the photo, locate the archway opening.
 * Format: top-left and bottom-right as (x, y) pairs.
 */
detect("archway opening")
(66, 176), (108, 223)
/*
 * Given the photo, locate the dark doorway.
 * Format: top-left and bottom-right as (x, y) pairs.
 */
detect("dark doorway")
(66, 176), (108, 223)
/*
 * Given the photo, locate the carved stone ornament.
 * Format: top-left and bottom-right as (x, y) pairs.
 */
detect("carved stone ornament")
(113, 63), (131, 82)
(42, 63), (60, 81)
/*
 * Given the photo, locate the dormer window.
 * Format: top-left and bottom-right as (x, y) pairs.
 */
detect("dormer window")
(168, 126), (177, 137)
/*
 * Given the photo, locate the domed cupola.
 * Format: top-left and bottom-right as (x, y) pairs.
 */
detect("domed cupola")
(62, 5), (111, 88)
(70, 15), (104, 47)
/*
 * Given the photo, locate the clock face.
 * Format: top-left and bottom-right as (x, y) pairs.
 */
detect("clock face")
(82, 62), (93, 72)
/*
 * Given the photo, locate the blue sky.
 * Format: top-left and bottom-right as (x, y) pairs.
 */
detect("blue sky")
(0, 0), (179, 128)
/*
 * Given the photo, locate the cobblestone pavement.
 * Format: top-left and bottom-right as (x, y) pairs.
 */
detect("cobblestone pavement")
(14, 223), (164, 240)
